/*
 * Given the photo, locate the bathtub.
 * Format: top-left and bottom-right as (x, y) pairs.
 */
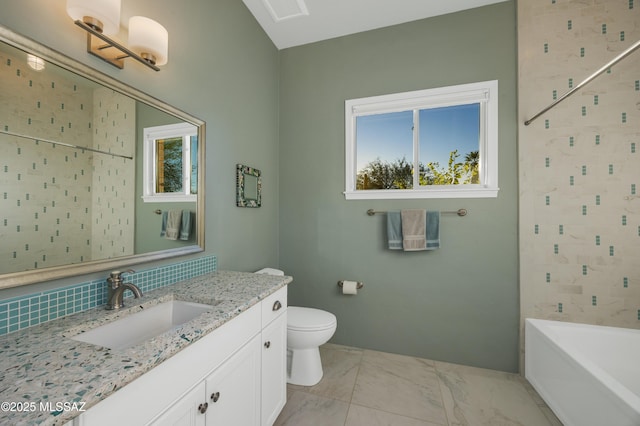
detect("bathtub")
(525, 318), (640, 426)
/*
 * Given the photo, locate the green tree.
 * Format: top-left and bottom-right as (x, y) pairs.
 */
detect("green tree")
(427, 150), (478, 185)
(357, 158), (394, 189)
(357, 157), (420, 190)
(390, 157), (413, 189)
(464, 150), (480, 184)
(158, 138), (183, 193)
(357, 151), (479, 189)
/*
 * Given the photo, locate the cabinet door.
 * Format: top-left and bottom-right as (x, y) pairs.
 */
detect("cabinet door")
(205, 335), (261, 426)
(151, 382), (206, 426)
(261, 312), (287, 426)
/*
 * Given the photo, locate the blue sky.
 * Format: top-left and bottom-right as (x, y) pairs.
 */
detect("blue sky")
(356, 103), (480, 172)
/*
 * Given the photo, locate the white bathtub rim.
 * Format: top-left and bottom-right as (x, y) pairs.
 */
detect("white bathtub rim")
(525, 318), (640, 416)
(525, 337), (639, 426)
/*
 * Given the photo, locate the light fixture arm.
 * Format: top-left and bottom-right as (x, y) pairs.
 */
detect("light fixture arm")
(74, 20), (160, 71)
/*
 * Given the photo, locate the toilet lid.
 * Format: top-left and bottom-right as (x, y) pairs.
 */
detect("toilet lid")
(288, 306), (336, 331)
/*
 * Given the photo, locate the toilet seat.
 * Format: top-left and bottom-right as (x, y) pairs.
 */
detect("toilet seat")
(288, 307), (336, 332)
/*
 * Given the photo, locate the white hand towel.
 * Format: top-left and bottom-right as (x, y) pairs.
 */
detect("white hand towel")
(401, 209), (426, 251)
(165, 210), (182, 240)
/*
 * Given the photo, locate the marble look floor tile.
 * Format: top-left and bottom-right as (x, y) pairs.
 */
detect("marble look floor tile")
(274, 390), (350, 426)
(518, 377), (562, 424)
(434, 361), (553, 426)
(538, 406), (563, 426)
(518, 377), (545, 406)
(287, 343), (363, 402)
(351, 350), (447, 425)
(345, 404), (444, 426)
(322, 342), (365, 354)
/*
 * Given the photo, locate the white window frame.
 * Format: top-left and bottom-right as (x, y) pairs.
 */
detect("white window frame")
(142, 122), (198, 203)
(344, 80), (499, 200)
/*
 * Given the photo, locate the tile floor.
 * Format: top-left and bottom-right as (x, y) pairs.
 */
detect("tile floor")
(275, 344), (563, 426)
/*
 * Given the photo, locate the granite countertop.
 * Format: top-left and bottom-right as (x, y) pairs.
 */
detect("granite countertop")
(0, 270), (292, 426)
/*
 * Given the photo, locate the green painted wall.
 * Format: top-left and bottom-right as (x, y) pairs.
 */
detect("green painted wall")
(1, 0), (520, 373)
(0, 0), (280, 297)
(278, 2), (519, 372)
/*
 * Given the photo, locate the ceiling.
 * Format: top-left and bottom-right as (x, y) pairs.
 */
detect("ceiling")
(242, 0), (508, 49)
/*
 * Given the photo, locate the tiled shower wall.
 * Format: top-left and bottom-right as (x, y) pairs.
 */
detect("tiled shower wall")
(90, 88), (135, 260)
(0, 255), (217, 336)
(519, 0), (640, 358)
(1, 49), (93, 272)
(0, 49), (135, 273)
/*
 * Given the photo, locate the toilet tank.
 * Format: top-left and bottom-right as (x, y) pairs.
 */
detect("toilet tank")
(254, 268), (285, 276)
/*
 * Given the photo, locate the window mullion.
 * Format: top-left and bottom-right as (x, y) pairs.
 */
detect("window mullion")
(412, 109), (420, 189)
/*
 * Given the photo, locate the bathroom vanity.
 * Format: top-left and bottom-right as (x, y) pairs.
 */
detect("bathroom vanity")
(0, 24), (289, 425)
(0, 271), (290, 426)
(78, 285), (287, 426)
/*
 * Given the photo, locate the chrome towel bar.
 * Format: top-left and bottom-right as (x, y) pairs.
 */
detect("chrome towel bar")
(366, 208), (467, 217)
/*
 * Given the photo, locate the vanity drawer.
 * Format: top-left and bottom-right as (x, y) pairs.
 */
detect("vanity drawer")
(262, 286), (287, 326)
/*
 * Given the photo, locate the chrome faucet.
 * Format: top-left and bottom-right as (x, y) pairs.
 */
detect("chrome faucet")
(106, 269), (143, 310)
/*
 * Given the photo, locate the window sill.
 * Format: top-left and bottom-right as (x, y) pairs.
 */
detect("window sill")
(343, 186), (499, 200)
(142, 194), (197, 203)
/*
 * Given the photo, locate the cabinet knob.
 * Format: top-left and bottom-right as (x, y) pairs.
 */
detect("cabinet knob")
(272, 300), (282, 311)
(264, 341), (271, 349)
(198, 402), (208, 414)
(210, 391), (220, 403)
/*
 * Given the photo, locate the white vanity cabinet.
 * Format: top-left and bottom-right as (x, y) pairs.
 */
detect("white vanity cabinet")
(260, 287), (288, 426)
(151, 335), (261, 426)
(147, 381), (206, 425)
(75, 286), (287, 426)
(202, 334), (262, 425)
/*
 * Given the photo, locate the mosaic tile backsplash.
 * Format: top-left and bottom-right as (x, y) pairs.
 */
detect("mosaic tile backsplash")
(519, 0), (640, 334)
(0, 255), (217, 336)
(0, 47), (135, 274)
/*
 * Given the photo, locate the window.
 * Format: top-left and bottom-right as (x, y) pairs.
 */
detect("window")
(142, 122), (198, 202)
(344, 80), (498, 200)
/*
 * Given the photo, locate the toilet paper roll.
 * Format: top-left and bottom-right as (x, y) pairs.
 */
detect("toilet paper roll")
(342, 280), (358, 295)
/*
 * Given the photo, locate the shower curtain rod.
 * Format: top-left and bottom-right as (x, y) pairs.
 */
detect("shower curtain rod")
(0, 129), (133, 160)
(524, 39), (640, 126)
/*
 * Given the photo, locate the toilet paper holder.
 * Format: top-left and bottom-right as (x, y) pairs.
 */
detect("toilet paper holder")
(337, 280), (364, 290)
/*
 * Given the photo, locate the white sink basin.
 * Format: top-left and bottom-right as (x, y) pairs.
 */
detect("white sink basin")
(70, 300), (216, 350)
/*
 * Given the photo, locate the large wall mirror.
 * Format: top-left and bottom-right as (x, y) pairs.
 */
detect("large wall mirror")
(0, 25), (205, 289)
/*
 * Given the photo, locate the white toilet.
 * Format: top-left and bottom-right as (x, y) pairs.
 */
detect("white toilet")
(287, 306), (337, 386)
(255, 268), (337, 386)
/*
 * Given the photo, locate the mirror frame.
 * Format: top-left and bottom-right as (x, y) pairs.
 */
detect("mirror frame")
(236, 164), (261, 208)
(0, 25), (206, 289)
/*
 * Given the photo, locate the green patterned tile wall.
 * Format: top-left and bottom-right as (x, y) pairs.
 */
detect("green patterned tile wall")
(519, 0), (640, 339)
(0, 47), (135, 274)
(0, 255), (217, 335)
(90, 88), (135, 260)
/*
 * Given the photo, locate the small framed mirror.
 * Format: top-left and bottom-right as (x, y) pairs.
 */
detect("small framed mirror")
(236, 164), (261, 207)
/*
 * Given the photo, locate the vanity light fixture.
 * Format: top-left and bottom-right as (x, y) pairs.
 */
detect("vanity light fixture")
(128, 16), (168, 67)
(26, 54), (45, 71)
(66, 0), (168, 71)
